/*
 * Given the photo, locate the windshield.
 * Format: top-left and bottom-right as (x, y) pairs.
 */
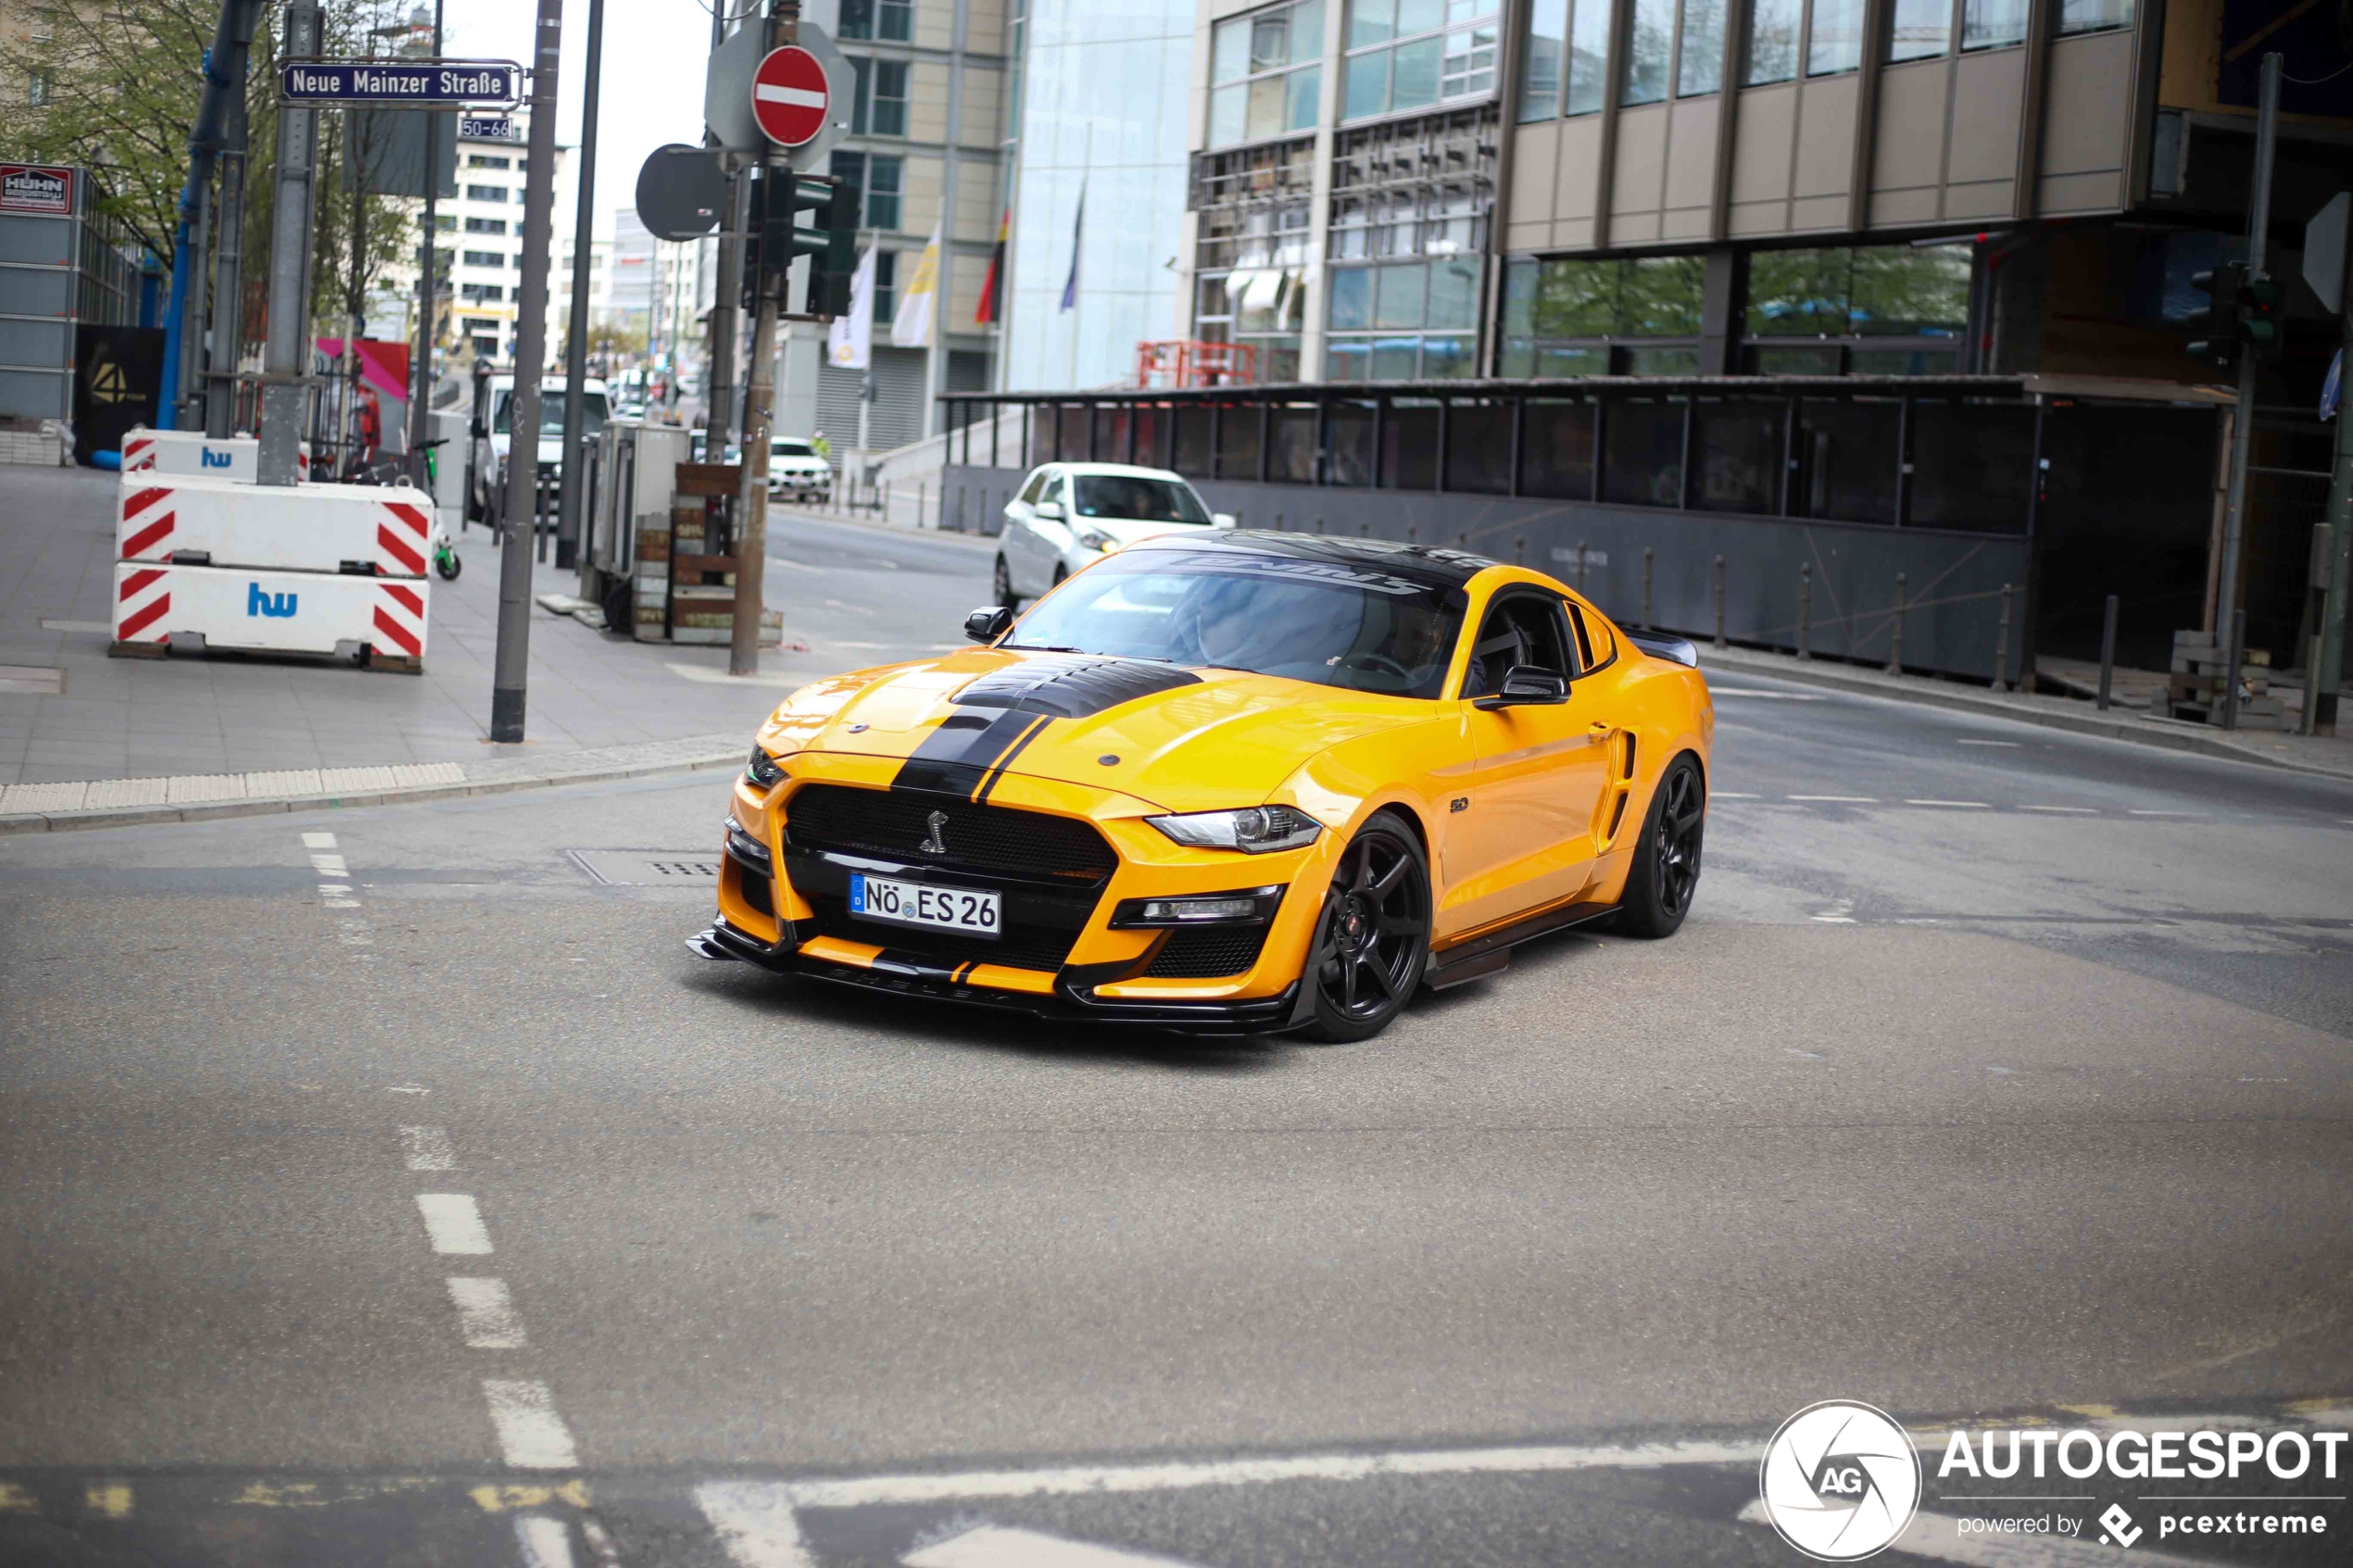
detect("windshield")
(1005, 550), (1466, 698)
(773, 439), (815, 458)
(493, 391), (609, 438)
(1072, 474), (1211, 525)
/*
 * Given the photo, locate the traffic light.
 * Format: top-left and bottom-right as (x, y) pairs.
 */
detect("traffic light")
(749, 169), (861, 318)
(2238, 274), (2283, 355)
(2186, 261), (2245, 371)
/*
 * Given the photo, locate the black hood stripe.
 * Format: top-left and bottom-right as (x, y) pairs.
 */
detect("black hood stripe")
(971, 712), (1051, 805)
(890, 707), (1040, 797)
(954, 654), (1200, 719)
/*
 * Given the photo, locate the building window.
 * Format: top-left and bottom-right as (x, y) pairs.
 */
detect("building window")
(1327, 107), (1493, 261)
(468, 154), (511, 169)
(1326, 259), (1477, 380)
(835, 151), (902, 231)
(1886, 0), (1948, 59)
(434, 214), (457, 232)
(29, 69), (53, 106)
(1744, 0), (1800, 83)
(872, 59), (907, 136)
(1677, 0), (1723, 94)
(464, 217), (507, 234)
(1962, 0), (2028, 49)
(465, 184), (506, 203)
(1210, 0), (1325, 149)
(462, 249), (507, 268)
(2057, 0), (2133, 35)
(839, 0), (912, 42)
(1743, 244), (1969, 357)
(1497, 255), (1705, 377)
(1621, 0), (1672, 103)
(1342, 0), (1495, 122)
(873, 249), (899, 324)
(1807, 0), (1862, 74)
(460, 285), (505, 304)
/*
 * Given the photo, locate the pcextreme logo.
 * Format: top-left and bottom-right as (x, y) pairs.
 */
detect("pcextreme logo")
(1756, 1400), (1923, 1562)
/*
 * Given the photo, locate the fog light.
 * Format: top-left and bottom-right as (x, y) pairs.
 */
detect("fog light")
(1139, 896), (1260, 922)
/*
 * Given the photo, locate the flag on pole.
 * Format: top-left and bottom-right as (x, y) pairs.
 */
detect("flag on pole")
(1059, 183), (1084, 312)
(828, 245), (875, 370)
(975, 208), (1010, 326)
(890, 226), (940, 349)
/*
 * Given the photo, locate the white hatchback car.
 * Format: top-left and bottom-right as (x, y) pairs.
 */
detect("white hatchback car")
(994, 462), (1232, 607)
(766, 436), (833, 503)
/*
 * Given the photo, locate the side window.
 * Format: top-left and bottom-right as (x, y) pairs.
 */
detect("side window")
(1015, 468), (1050, 505)
(1464, 595), (1574, 696)
(1044, 471), (1068, 508)
(1564, 600), (1612, 671)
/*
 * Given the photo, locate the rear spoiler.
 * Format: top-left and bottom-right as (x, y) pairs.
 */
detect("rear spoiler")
(1626, 630), (1699, 668)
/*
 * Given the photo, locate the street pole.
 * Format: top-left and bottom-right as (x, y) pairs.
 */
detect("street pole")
(728, 2), (790, 678)
(258, 0), (322, 487)
(408, 0), (445, 482)
(2215, 52), (2281, 731)
(555, 0), (606, 572)
(205, 87), (247, 438)
(491, 0), (566, 742)
(702, 0), (742, 451)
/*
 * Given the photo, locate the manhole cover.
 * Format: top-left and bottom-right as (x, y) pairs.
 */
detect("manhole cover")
(570, 850), (724, 886)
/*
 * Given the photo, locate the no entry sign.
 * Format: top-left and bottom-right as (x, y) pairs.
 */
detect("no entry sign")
(751, 46), (829, 146)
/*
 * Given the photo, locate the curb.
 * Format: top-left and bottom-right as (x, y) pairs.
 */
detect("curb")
(1696, 646), (2353, 783)
(0, 747), (744, 836)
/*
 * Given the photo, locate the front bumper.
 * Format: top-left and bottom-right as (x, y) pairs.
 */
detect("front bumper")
(709, 761), (1326, 1034)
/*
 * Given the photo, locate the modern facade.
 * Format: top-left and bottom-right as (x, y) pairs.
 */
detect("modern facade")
(610, 208), (711, 375)
(995, 0), (1197, 391)
(377, 115), (566, 369)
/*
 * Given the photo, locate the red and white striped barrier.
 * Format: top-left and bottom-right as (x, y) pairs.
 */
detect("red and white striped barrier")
(120, 429), (308, 481)
(119, 474), (432, 578)
(115, 562), (429, 661)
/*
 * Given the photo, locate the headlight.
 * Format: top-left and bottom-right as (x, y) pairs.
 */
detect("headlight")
(1076, 527), (1118, 553)
(1146, 805), (1323, 854)
(745, 745), (785, 787)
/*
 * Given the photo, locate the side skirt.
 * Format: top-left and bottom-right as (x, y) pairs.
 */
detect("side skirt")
(1423, 899), (1616, 989)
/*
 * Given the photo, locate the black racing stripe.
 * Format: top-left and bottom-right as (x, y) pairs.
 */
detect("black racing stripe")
(954, 654), (1200, 719)
(971, 713), (1051, 804)
(890, 707), (1039, 797)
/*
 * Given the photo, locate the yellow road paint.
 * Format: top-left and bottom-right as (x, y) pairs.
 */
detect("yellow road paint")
(0, 1482), (37, 1513)
(471, 1480), (592, 1513)
(82, 1483), (132, 1518)
(230, 1477), (436, 1509)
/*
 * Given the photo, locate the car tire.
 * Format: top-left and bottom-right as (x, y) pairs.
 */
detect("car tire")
(1614, 754), (1705, 939)
(1300, 810), (1431, 1043)
(993, 554), (1021, 611)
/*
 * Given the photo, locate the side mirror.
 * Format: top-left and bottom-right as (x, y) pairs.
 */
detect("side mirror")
(1212, 511), (1238, 530)
(963, 605), (1015, 644)
(1033, 499), (1065, 521)
(1473, 664), (1570, 710)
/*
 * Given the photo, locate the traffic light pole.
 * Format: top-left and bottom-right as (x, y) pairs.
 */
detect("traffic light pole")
(2215, 53), (2281, 731)
(729, 2), (791, 680)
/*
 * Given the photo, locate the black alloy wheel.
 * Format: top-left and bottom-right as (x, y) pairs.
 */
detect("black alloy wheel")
(993, 554), (1020, 610)
(1616, 755), (1705, 939)
(1302, 813), (1430, 1042)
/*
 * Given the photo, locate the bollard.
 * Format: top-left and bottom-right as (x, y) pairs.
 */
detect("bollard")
(1642, 547), (1655, 629)
(1576, 538), (1590, 594)
(1713, 556), (1727, 649)
(1887, 571), (1907, 675)
(1406, 523), (1417, 545)
(1798, 564), (1812, 660)
(1275, 512), (1285, 532)
(1359, 519), (1369, 536)
(1515, 535), (1526, 564)
(1992, 583), (2013, 692)
(919, 481), (927, 531)
(2095, 593), (2120, 711)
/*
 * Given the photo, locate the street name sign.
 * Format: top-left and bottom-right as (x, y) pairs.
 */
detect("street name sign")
(751, 46), (829, 146)
(280, 59), (522, 107)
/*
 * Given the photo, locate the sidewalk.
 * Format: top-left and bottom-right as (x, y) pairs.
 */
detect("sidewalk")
(0, 464), (871, 828)
(1696, 642), (2353, 783)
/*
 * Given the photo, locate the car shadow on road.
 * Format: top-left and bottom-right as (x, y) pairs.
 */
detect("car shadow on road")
(675, 960), (1293, 1074)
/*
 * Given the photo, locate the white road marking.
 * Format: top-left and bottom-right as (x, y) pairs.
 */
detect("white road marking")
(447, 1277), (527, 1348)
(1956, 739), (2021, 746)
(309, 852), (348, 876)
(388, 1084), (430, 1095)
(1713, 791), (1762, 798)
(1709, 689), (1826, 699)
(483, 1379), (581, 1470)
(416, 1193), (494, 1255)
(515, 1512), (576, 1568)
(1738, 1500), (2215, 1565)
(399, 1126), (455, 1171)
(2128, 809), (2199, 817)
(1791, 795), (1878, 803)
(698, 1482), (812, 1567)
(2020, 805), (2098, 814)
(1906, 799), (1992, 809)
(905, 1524), (1202, 1568)
(302, 832), (338, 849)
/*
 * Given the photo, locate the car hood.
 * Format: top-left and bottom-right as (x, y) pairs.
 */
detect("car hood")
(761, 647), (1435, 812)
(1076, 516), (1220, 548)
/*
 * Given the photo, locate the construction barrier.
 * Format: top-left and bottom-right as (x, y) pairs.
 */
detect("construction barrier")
(114, 561), (428, 664)
(121, 427), (308, 482)
(119, 473), (434, 577)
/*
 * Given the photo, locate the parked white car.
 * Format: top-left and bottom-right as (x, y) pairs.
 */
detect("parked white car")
(994, 462), (1233, 607)
(766, 436), (833, 503)
(465, 373), (610, 526)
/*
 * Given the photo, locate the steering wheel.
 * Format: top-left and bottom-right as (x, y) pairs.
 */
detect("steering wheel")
(1341, 653), (1415, 683)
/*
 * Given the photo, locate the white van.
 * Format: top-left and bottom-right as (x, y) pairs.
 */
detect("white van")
(466, 372), (611, 525)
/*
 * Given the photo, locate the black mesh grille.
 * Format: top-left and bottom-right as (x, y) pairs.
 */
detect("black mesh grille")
(735, 864), (774, 917)
(807, 895), (1078, 972)
(1143, 924), (1272, 979)
(786, 784), (1117, 883)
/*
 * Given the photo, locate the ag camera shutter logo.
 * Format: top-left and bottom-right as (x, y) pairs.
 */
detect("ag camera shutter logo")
(1758, 1400), (1922, 1561)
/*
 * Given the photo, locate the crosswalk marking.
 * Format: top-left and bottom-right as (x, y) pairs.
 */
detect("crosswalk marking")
(904, 1524), (1202, 1567)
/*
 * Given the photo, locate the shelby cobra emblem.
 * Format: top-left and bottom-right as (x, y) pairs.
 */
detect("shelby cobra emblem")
(920, 809), (950, 857)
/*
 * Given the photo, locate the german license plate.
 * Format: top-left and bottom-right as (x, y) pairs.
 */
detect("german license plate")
(848, 873), (1000, 937)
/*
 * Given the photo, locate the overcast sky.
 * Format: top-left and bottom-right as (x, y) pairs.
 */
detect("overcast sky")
(442, 0), (730, 244)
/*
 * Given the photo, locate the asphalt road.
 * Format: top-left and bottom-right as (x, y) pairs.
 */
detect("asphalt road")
(1, 521), (2348, 1566)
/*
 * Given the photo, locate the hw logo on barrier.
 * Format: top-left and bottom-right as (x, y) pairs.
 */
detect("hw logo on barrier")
(201, 448), (233, 469)
(247, 583), (298, 619)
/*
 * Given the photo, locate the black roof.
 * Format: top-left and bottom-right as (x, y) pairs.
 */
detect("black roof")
(1126, 529), (1499, 589)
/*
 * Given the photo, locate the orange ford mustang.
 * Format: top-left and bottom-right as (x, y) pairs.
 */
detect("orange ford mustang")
(692, 531), (1714, 1038)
